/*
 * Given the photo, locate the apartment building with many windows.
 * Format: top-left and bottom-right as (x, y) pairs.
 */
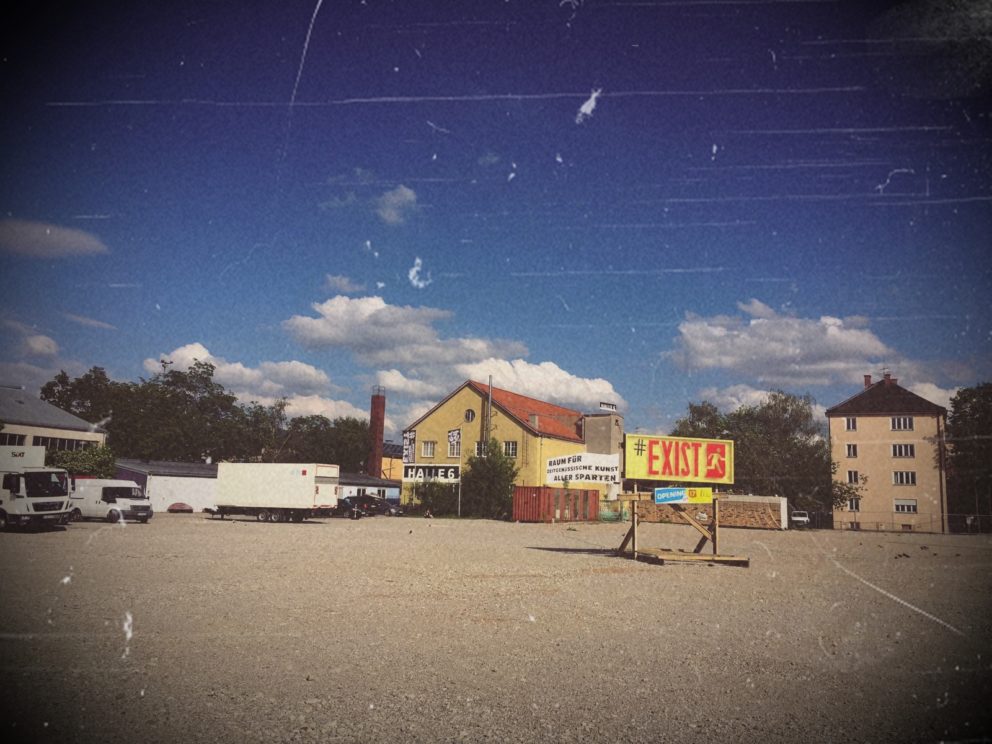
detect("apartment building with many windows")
(827, 373), (948, 533)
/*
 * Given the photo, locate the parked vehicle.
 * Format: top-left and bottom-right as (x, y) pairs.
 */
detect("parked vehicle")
(70, 478), (153, 523)
(331, 496), (365, 519)
(350, 494), (403, 516)
(790, 510), (810, 527)
(211, 463), (340, 522)
(0, 445), (72, 529)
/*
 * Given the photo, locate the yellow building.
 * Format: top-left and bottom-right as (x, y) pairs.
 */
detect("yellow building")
(380, 441), (403, 480)
(401, 380), (621, 502)
(827, 373), (948, 533)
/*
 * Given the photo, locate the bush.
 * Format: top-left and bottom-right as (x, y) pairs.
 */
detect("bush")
(415, 481), (459, 516)
(47, 445), (117, 478)
(460, 439), (519, 519)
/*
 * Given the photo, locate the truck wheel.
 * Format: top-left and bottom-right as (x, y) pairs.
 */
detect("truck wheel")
(0, 510), (7, 530)
(270, 510), (285, 523)
(257, 510), (270, 522)
(291, 511), (304, 523)
(107, 509), (122, 523)
(70, 508), (82, 522)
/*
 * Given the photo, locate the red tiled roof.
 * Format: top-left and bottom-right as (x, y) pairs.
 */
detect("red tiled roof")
(467, 380), (583, 442)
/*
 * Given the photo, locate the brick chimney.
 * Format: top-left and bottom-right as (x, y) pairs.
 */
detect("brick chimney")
(367, 386), (385, 478)
(883, 372), (897, 386)
(864, 374), (872, 388)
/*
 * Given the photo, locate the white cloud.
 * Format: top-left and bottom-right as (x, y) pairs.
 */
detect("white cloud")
(0, 361), (72, 394)
(455, 358), (627, 412)
(143, 343), (335, 399)
(64, 313), (117, 330)
(667, 300), (894, 386)
(281, 394), (368, 421)
(324, 274), (366, 294)
(374, 369), (445, 399)
(696, 384), (773, 412)
(23, 334), (58, 357)
(736, 298), (777, 320)
(374, 185), (417, 225)
(283, 295), (527, 368)
(0, 219), (109, 258)
(907, 382), (958, 411)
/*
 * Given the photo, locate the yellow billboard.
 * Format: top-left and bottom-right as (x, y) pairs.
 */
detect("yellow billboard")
(624, 434), (734, 485)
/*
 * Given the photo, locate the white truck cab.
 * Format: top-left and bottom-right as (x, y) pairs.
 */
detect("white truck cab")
(70, 478), (153, 523)
(1, 445), (72, 529)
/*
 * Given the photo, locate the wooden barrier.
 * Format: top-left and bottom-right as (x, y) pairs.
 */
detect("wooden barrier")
(617, 498), (750, 567)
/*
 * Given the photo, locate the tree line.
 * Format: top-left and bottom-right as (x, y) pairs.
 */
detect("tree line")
(19, 365), (992, 522)
(38, 362), (370, 472)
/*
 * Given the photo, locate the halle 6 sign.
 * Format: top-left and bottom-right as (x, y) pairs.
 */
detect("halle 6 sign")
(624, 434), (734, 485)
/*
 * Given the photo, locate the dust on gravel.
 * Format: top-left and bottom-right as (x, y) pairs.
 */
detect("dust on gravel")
(1, 514), (990, 743)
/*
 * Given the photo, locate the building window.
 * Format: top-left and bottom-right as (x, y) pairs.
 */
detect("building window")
(448, 436), (461, 458)
(845, 417), (857, 431)
(421, 441), (436, 458)
(891, 416), (914, 431)
(0, 432), (27, 446)
(503, 441), (518, 458)
(892, 443), (915, 458)
(848, 497), (861, 512)
(464, 409), (476, 423)
(32, 436), (95, 452)
(847, 470), (859, 485)
(892, 471), (917, 486)
(475, 441), (484, 457)
(846, 444), (858, 458)
(894, 498), (918, 514)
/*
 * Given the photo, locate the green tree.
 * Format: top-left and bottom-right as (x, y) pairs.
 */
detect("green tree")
(460, 438), (519, 519)
(47, 445), (117, 478)
(672, 391), (852, 511)
(241, 399), (289, 462)
(278, 415), (369, 470)
(946, 383), (992, 522)
(40, 367), (120, 426)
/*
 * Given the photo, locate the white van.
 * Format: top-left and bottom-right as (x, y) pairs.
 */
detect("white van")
(70, 479), (154, 523)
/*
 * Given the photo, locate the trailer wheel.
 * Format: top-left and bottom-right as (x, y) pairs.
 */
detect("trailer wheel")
(270, 509), (285, 523)
(291, 511), (304, 523)
(0, 510), (8, 530)
(257, 510), (271, 522)
(107, 509), (122, 523)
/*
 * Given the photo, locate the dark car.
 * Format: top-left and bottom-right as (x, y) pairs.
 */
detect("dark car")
(331, 497), (365, 519)
(350, 495), (403, 516)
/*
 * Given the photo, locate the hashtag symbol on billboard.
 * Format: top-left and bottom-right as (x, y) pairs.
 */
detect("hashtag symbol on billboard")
(634, 439), (646, 456)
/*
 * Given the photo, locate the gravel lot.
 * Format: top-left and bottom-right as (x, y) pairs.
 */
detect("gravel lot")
(2, 514), (990, 743)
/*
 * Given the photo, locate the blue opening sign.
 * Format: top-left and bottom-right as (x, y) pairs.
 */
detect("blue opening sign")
(653, 487), (714, 504)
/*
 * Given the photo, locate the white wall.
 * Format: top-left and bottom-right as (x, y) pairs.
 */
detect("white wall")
(146, 476), (217, 513)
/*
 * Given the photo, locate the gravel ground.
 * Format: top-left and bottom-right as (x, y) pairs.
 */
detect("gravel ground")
(1, 513), (990, 743)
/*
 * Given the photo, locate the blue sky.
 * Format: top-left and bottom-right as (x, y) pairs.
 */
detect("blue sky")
(1, 0), (990, 438)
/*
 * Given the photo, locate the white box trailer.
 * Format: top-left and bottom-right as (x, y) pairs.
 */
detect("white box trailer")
(212, 462), (340, 523)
